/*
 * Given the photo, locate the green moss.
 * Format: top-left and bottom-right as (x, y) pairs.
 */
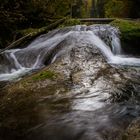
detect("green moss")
(110, 19), (140, 55)
(32, 70), (57, 81)
(110, 19), (140, 40)
(19, 28), (39, 36)
(59, 18), (81, 28)
(19, 18), (73, 37)
(18, 18), (66, 37)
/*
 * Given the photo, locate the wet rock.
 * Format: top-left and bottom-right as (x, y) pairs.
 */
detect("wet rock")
(123, 118), (140, 140)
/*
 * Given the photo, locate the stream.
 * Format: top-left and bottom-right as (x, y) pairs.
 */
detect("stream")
(0, 25), (140, 81)
(0, 25), (140, 140)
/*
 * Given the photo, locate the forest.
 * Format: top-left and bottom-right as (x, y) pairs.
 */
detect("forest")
(0, 0), (140, 48)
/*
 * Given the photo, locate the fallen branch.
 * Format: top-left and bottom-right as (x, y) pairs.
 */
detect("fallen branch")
(0, 18), (66, 54)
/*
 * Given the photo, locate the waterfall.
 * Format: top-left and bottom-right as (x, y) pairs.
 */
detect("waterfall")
(0, 25), (140, 81)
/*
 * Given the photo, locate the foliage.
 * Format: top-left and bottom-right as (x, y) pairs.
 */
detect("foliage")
(96, 0), (106, 17)
(104, 0), (132, 18)
(111, 19), (140, 40)
(0, 0), (72, 48)
(111, 19), (140, 55)
(59, 18), (81, 27)
(0, 0), (140, 48)
(80, 0), (92, 18)
(19, 28), (40, 36)
(129, 0), (140, 18)
(91, 0), (140, 18)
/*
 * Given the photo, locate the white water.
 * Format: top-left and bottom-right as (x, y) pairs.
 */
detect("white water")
(0, 25), (140, 81)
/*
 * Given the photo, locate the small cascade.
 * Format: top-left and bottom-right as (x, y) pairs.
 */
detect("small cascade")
(90, 25), (122, 54)
(8, 50), (23, 70)
(111, 31), (121, 55)
(0, 24), (140, 81)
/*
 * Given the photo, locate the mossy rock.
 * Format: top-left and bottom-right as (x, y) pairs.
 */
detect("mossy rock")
(111, 19), (140, 55)
(110, 19), (140, 40)
(59, 18), (81, 28)
(32, 70), (57, 81)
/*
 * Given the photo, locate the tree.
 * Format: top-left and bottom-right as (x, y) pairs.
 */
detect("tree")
(129, 0), (140, 18)
(104, 0), (132, 18)
(0, 0), (72, 48)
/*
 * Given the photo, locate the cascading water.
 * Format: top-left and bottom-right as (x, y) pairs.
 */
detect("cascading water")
(0, 24), (140, 81)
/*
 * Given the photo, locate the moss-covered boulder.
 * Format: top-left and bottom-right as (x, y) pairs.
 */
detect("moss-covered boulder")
(111, 19), (140, 55)
(111, 19), (140, 40)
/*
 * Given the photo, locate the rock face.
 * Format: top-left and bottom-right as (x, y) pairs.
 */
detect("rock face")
(0, 25), (140, 140)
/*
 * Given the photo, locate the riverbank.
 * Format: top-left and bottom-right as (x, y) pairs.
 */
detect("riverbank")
(110, 19), (140, 55)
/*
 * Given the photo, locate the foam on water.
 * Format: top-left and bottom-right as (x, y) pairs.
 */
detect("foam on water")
(0, 68), (31, 81)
